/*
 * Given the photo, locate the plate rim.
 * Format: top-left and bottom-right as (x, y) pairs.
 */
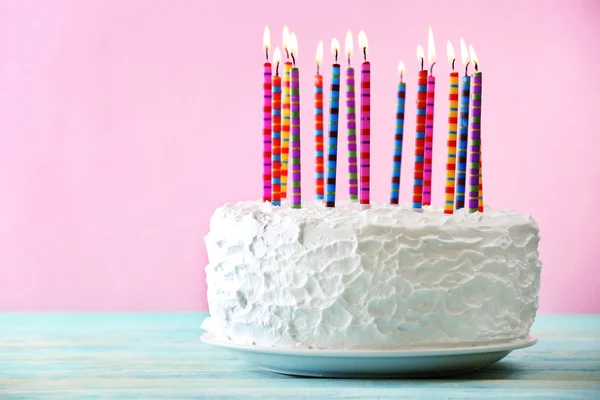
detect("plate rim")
(201, 332), (538, 358)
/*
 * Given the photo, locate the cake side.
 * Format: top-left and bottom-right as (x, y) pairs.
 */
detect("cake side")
(202, 201), (541, 350)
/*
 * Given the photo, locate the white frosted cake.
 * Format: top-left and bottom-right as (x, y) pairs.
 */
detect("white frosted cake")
(202, 201), (541, 350)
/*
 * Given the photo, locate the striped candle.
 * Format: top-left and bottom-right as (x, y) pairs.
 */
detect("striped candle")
(390, 64), (406, 205)
(479, 156), (484, 212)
(315, 73), (324, 200)
(271, 53), (282, 206)
(444, 71), (459, 214)
(469, 71), (482, 213)
(281, 61), (292, 200)
(326, 47), (341, 208)
(291, 66), (301, 209)
(422, 75), (436, 206)
(347, 67), (358, 202)
(358, 31), (370, 210)
(263, 61), (272, 202)
(455, 75), (471, 210)
(412, 68), (428, 209)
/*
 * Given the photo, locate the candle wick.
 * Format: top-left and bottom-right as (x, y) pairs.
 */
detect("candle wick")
(363, 47), (367, 62)
(474, 61), (479, 72)
(420, 57), (424, 71)
(400, 71), (403, 83)
(465, 61), (470, 76)
(452, 58), (455, 72)
(266, 48), (269, 61)
(317, 62), (320, 75)
(291, 52), (296, 66)
(335, 49), (338, 63)
(429, 61), (436, 75)
(285, 48), (290, 60)
(276, 61), (280, 76)
(348, 54), (351, 66)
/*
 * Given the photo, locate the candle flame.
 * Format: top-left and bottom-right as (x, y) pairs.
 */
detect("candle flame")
(417, 45), (424, 62)
(460, 37), (469, 66)
(447, 41), (455, 66)
(358, 30), (368, 60)
(345, 30), (353, 62)
(331, 38), (340, 62)
(289, 32), (298, 58)
(427, 26), (436, 67)
(283, 25), (289, 53)
(263, 26), (270, 57)
(469, 44), (478, 69)
(274, 47), (282, 70)
(398, 60), (405, 78)
(316, 40), (323, 69)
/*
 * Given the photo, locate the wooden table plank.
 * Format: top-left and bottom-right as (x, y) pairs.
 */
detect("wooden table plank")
(1, 313), (599, 399)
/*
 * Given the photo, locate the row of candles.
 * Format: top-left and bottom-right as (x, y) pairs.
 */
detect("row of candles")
(262, 26), (483, 214)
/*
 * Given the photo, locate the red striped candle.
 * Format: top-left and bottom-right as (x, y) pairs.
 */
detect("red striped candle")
(358, 30), (370, 210)
(315, 41), (324, 200)
(262, 26), (272, 202)
(412, 45), (427, 210)
(272, 48), (282, 206)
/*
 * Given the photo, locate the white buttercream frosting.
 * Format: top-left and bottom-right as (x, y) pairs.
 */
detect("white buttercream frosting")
(202, 201), (541, 350)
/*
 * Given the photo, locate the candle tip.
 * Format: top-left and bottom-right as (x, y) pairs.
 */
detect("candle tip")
(345, 30), (353, 65)
(468, 44), (478, 71)
(316, 40), (323, 73)
(273, 47), (282, 76)
(417, 45), (424, 70)
(358, 30), (368, 61)
(263, 26), (270, 60)
(289, 32), (298, 64)
(447, 40), (456, 71)
(398, 60), (405, 82)
(331, 38), (340, 63)
(427, 26), (436, 71)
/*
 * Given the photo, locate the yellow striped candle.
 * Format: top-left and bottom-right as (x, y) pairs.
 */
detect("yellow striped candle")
(444, 42), (458, 214)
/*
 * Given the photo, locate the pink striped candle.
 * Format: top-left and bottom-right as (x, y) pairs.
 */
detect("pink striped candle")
(422, 26), (436, 206)
(358, 30), (370, 210)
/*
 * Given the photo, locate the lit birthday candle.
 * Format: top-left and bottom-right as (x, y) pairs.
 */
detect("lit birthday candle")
(281, 25), (292, 200)
(390, 61), (406, 205)
(289, 33), (302, 209)
(423, 27), (436, 206)
(314, 41), (324, 200)
(346, 31), (358, 202)
(444, 41), (458, 214)
(469, 44), (483, 213)
(262, 26), (272, 202)
(272, 47), (282, 206)
(455, 38), (470, 210)
(412, 45), (427, 210)
(358, 30), (371, 210)
(326, 38), (341, 208)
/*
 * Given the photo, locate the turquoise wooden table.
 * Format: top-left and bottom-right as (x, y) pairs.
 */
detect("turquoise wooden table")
(1, 314), (599, 399)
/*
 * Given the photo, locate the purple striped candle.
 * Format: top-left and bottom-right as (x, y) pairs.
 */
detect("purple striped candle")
(263, 61), (272, 202)
(469, 71), (482, 213)
(347, 67), (358, 202)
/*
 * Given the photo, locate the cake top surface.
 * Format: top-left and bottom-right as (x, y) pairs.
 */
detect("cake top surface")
(212, 200), (538, 232)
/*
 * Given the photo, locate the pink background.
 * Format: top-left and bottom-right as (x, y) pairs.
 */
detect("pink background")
(1, 0), (599, 313)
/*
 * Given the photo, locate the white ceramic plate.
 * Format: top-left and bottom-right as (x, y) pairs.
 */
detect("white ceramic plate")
(201, 333), (538, 378)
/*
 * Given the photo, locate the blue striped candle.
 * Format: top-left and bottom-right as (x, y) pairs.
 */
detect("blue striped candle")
(455, 75), (471, 210)
(390, 76), (406, 205)
(326, 59), (341, 208)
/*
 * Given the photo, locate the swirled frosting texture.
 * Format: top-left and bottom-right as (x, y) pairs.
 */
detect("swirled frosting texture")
(202, 201), (541, 350)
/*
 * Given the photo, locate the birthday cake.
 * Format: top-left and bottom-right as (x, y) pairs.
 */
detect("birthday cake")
(201, 201), (541, 350)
